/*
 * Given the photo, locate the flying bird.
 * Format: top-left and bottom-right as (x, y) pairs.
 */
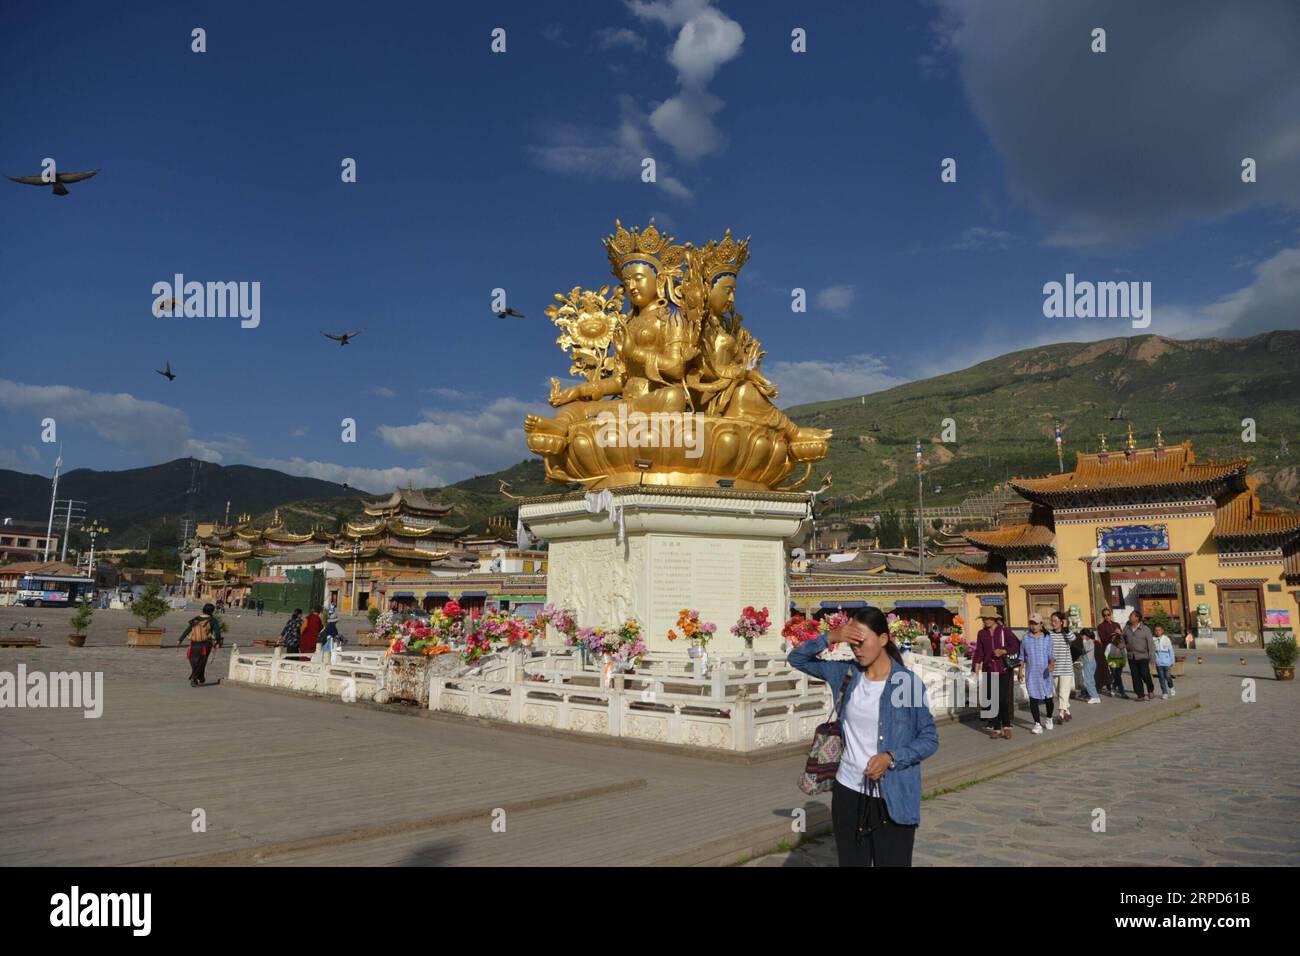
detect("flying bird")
(324, 331), (361, 346)
(154, 297), (180, 317)
(156, 361), (176, 381)
(8, 168), (100, 196)
(496, 308), (525, 319)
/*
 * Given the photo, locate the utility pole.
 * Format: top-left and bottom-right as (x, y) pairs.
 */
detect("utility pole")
(43, 446), (62, 562)
(57, 499), (86, 563)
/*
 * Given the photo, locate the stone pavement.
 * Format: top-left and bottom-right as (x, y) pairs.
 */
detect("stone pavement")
(748, 652), (1299, 866)
(1, 605), (1280, 866)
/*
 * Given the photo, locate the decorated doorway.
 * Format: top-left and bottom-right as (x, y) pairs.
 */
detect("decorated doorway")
(1221, 587), (1263, 648)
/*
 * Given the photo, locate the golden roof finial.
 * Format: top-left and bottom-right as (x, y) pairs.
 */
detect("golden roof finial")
(1098, 433), (1108, 453)
(1125, 422), (1136, 450)
(1156, 426), (1164, 449)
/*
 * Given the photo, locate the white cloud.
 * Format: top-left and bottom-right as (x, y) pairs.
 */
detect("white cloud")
(952, 226), (1018, 251)
(931, 0), (1300, 249)
(364, 386), (398, 399)
(248, 457), (444, 495)
(815, 285), (857, 314)
(0, 445), (42, 472)
(596, 26), (645, 50)
(0, 379), (192, 454)
(649, 91), (725, 162)
(376, 397), (550, 478)
(765, 354), (908, 409)
(665, 6), (743, 86)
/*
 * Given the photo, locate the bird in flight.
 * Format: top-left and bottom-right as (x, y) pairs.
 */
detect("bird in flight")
(496, 308), (525, 319)
(153, 297), (180, 317)
(8, 168), (100, 196)
(156, 361), (176, 381)
(324, 331), (361, 346)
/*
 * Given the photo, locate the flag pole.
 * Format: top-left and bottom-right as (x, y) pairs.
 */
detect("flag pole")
(1055, 422), (1064, 474)
(43, 444), (62, 562)
(916, 438), (924, 576)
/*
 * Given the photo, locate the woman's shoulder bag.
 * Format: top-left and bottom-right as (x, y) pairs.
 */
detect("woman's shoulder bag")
(798, 669), (855, 795)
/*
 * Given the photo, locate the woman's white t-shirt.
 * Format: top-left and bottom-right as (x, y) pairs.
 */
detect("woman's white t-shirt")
(835, 673), (888, 793)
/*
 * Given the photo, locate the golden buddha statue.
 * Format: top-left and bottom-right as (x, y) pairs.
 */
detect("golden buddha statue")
(523, 220), (831, 490)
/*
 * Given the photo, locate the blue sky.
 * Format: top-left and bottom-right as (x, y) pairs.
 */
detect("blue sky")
(2, 0), (1298, 493)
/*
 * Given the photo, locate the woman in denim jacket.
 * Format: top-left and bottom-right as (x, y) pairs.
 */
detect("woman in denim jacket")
(788, 607), (939, 866)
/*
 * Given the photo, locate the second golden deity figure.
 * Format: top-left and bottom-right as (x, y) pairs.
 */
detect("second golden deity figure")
(524, 220), (831, 490)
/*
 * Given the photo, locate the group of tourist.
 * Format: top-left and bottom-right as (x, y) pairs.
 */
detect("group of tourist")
(277, 602), (341, 654)
(972, 605), (1178, 738)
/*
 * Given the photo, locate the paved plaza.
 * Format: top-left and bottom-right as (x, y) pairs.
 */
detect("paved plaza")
(1, 605), (1293, 866)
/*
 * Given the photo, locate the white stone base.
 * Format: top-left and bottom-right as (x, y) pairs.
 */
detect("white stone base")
(520, 487), (811, 654)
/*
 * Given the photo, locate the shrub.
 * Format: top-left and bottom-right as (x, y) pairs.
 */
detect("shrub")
(1265, 633), (1297, 668)
(70, 597), (95, 636)
(129, 583), (170, 629)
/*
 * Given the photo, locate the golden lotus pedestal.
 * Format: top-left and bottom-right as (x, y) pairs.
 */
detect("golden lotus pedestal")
(526, 412), (828, 491)
(519, 485), (812, 654)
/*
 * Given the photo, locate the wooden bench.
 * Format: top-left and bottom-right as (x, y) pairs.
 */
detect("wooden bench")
(0, 635), (43, 648)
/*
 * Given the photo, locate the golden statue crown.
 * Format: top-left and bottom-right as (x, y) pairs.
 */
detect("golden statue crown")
(695, 228), (750, 284)
(604, 219), (684, 276)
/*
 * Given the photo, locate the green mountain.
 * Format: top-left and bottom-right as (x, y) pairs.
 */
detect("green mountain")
(5, 332), (1297, 554)
(0, 459), (357, 551)
(785, 331), (1300, 514)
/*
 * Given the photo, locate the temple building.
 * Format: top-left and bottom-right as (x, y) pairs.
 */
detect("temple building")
(947, 432), (1300, 647)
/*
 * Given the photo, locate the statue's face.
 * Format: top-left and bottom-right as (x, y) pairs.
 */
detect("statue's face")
(621, 263), (657, 308)
(708, 276), (735, 316)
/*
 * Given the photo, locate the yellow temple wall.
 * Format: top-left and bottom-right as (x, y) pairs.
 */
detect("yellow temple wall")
(1007, 509), (1287, 631)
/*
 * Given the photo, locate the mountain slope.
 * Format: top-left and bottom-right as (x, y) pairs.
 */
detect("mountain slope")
(783, 331), (1300, 512)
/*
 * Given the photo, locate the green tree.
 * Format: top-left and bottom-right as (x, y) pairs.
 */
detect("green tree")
(70, 597), (95, 636)
(129, 583), (170, 629)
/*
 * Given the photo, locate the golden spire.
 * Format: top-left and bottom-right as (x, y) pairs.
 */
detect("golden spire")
(1098, 433), (1108, 452)
(1156, 426), (1164, 449)
(1125, 422), (1136, 450)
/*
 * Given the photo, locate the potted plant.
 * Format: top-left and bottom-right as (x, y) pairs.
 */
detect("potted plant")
(1265, 633), (1297, 681)
(127, 583), (171, 646)
(69, 596), (94, 647)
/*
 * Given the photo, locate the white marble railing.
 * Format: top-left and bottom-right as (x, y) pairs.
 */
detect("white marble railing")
(224, 644), (1002, 751)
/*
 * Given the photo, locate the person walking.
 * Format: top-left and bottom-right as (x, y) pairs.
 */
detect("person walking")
(176, 602), (223, 687)
(256, 598), (264, 617)
(280, 608), (304, 654)
(1049, 611), (1075, 722)
(788, 606), (939, 867)
(300, 606), (323, 655)
(1096, 607), (1120, 696)
(1020, 613), (1055, 734)
(1105, 631), (1130, 699)
(971, 606), (1020, 740)
(1124, 611), (1157, 701)
(321, 600), (341, 650)
(1076, 628), (1101, 704)
(1153, 624), (1177, 699)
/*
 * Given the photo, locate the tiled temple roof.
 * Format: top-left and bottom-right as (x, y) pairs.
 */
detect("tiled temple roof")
(1215, 479), (1300, 541)
(1011, 442), (1248, 502)
(362, 486), (453, 516)
(933, 565), (1007, 588)
(963, 523), (1055, 552)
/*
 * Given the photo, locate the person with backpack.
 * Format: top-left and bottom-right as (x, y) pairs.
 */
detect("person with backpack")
(280, 609), (304, 654)
(1105, 631), (1129, 699)
(177, 602), (223, 687)
(321, 600), (341, 650)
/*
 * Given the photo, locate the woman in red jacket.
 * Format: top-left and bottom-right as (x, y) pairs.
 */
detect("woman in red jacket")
(300, 606), (324, 654)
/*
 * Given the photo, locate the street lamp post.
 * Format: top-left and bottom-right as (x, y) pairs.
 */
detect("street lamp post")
(79, 520), (109, 593)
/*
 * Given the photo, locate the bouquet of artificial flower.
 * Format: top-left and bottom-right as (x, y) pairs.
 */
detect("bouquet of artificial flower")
(782, 615), (821, 647)
(667, 608), (716, 646)
(731, 606), (771, 643)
